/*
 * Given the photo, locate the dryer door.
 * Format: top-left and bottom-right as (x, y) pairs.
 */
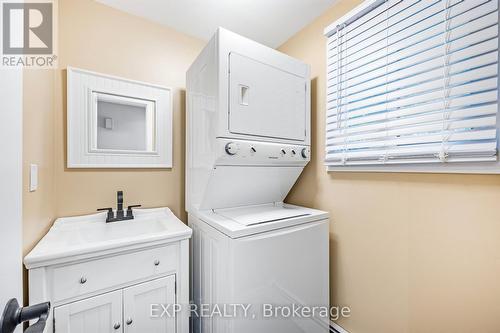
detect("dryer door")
(229, 53), (307, 141)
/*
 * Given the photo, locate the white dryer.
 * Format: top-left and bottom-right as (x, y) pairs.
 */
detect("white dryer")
(186, 28), (329, 333)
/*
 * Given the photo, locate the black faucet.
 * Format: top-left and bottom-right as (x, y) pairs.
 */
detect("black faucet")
(116, 190), (124, 219)
(98, 191), (141, 223)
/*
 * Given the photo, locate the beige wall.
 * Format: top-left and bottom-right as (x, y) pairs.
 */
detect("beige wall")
(22, 1), (500, 331)
(54, 0), (204, 221)
(279, 1), (500, 332)
(23, 70), (56, 255)
(23, 0), (204, 253)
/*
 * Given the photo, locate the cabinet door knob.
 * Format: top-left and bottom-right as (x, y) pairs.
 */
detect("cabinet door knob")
(113, 322), (121, 330)
(80, 277), (87, 284)
(126, 318), (133, 325)
(154, 260), (160, 266)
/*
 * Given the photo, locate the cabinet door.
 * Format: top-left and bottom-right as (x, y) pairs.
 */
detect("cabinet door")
(123, 276), (176, 333)
(54, 290), (122, 333)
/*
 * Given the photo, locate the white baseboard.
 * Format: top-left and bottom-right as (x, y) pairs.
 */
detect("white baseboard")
(330, 320), (350, 333)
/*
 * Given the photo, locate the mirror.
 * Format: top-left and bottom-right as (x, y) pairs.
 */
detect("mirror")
(67, 67), (172, 168)
(91, 92), (156, 153)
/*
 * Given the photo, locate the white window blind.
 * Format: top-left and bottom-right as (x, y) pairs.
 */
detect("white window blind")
(324, 0), (499, 171)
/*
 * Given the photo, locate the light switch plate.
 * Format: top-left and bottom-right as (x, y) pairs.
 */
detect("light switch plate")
(30, 164), (38, 192)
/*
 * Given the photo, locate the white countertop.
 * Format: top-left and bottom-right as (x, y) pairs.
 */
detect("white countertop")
(24, 207), (192, 269)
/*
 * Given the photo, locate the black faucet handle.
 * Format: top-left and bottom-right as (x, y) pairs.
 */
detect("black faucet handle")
(97, 207), (114, 221)
(126, 205), (142, 217)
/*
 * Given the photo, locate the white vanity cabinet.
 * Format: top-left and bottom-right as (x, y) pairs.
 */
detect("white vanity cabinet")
(54, 289), (122, 333)
(54, 276), (176, 333)
(122, 275), (176, 333)
(24, 207), (191, 333)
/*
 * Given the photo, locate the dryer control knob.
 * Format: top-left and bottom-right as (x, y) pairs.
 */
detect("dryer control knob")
(225, 142), (238, 155)
(301, 148), (309, 159)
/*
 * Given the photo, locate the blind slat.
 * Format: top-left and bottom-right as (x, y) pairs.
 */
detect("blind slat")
(327, 0), (401, 44)
(328, 0), (494, 66)
(329, 63), (497, 112)
(328, 90), (498, 124)
(324, 0), (499, 167)
(327, 102), (496, 136)
(328, 76), (498, 117)
(327, 36), (498, 93)
(325, 141), (497, 162)
(327, 45), (498, 99)
(328, 0), (442, 58)
(327, 114), (497, 139)
(328, 129), (496, 151)
(328, 17), (498, 83)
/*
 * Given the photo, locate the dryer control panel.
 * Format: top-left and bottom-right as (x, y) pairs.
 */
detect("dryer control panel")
(215, 138), (310, 166)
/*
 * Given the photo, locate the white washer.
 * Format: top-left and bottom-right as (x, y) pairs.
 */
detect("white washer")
(186, 28), (329, 333)
(190, 204), (329, 333)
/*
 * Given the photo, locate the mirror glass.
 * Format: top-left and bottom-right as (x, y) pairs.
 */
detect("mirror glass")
(92, 93), (156, 153)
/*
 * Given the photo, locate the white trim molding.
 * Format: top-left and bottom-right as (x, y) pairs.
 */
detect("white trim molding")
(67, 67), (173, 168)
(0, 69), (23, 331)
(330, 320), (350, 333)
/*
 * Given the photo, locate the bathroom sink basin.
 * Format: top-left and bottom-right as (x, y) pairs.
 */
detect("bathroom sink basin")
(24, 207), (192, 268)
(78, 218), (168, 243)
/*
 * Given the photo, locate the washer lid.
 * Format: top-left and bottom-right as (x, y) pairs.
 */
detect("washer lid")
(215, 204), (310, 226)
(194, 203), (329, 238)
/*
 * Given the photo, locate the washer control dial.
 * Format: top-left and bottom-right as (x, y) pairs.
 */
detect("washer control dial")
(301, 148), (309, 159)
(225, 142), (239, 155)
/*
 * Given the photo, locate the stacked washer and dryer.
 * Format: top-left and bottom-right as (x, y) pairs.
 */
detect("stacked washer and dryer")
(186, 28), (329, 333)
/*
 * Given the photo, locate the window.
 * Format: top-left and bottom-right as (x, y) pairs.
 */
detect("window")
(324, 0), (499, 173)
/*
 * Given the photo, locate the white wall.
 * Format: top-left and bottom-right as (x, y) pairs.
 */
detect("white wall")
(97, 101), (148, 151)
(0, 69), (23, 324)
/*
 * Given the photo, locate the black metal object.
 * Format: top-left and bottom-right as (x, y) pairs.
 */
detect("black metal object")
(127, 205), (142, 218)
(97, 191), (141, 223)
(97, 207), (114, 221)
(0, 299), (50, 333)
(116, 190), (124, 219)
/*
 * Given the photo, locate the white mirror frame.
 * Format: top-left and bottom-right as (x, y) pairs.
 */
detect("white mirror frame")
(67, 67), (173, 168)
